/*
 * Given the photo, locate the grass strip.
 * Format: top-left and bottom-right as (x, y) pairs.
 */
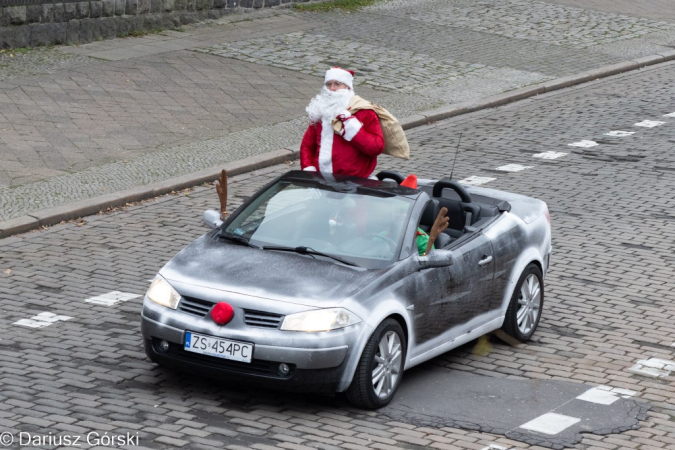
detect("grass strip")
(294, 0), (376, 12)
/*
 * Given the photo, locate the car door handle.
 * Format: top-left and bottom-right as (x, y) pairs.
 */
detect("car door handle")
(478, 255), (493, 266)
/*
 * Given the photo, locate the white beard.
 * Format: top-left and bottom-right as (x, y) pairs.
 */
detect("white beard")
(306, 87), (355, 124)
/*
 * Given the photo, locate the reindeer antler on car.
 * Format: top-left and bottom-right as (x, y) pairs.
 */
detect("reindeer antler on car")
(399, 173), (449, 256)
(425, 206), (449, 255)
(215, 169), (228, 221)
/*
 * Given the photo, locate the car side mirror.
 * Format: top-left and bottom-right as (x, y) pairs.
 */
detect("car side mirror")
(416, 249), (454, 270)
(203, 210), (224, 229)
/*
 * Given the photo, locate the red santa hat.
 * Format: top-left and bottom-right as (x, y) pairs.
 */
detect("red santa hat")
(325, 67), (354, 89)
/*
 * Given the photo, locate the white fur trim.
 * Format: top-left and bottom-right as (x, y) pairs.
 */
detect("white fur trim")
(325, 68), (353, 89)
(303, 166), (317, 172)
(341, 117), (362, 141)
(318, 118), (334, 174)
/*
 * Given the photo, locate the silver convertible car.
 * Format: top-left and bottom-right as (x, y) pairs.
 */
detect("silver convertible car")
(141, 170), (551, 408)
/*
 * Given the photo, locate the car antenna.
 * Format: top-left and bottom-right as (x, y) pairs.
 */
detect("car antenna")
(449, 132), (463, 180)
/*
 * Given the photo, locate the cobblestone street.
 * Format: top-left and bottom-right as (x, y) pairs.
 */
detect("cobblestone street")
(0, 58), (673, 449)
(1, 0), (675, 222)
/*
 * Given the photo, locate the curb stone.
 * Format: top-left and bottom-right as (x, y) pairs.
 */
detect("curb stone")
(2, 52), (675, 239)
(0, 148), (295, 239)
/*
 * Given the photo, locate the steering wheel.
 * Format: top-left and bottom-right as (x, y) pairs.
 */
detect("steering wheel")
(363, 232), (397, 252)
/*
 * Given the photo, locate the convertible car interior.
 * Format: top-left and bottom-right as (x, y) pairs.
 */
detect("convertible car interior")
(376, 171), (509, 249)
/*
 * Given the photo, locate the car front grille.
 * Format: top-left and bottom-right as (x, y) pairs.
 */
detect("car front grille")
(179, 296), (212, 317)
(243, 310), (283, 329)
(178, 298), (284, 329)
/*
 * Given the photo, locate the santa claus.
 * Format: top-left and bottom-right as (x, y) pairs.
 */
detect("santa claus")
(300, 67), (385, 178)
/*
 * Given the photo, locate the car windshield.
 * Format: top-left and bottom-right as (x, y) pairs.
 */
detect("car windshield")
(222, 180), (415, 268)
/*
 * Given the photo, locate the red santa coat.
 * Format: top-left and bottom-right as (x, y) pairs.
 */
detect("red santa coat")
(300, 109), (385, 178)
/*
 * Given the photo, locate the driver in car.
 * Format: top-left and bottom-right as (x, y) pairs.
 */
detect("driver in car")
(334, 174), (448, 256)
(382, 174), (449, 256)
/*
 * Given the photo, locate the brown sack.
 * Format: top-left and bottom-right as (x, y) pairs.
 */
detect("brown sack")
(332, 96), (410, 160)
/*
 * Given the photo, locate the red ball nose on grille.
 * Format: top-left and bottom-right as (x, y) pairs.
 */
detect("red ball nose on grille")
(211, 302), (234, 325)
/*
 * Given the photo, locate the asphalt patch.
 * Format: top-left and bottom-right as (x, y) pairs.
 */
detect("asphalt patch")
(381, 367), (650, 449)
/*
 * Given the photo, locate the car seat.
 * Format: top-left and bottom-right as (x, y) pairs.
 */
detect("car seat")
(432, 180), (481, 238)
(419, 200), (452, 249)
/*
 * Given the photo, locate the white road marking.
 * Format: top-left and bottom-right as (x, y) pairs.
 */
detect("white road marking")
(13, 312), (73, 328)
(576, 386), (636, 405)
(519, 413), (581, 435)
(85, 291), (140, 306)
(577, 388), (618, 405)
(629, 358), (675, 378)
(495, 164), (533, 172)
(663, 112), (675, 117)
(634, 120), (666, 128)
(459, 176), (496, 186)
(568, 140), (598, 148)
(628, 365), (669, 378)
(533, 151), (567, 159)
(481, 445), (509, 450)
(605, 131), (635, 137)
(606, 387), (637, 398)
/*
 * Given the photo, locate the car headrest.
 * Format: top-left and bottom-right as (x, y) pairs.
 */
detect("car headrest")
(420, 200), (440, 227)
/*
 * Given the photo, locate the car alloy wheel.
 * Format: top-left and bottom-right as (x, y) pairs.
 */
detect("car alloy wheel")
(503, 264), (544, 342)
(346, 318), (406, 409)
(372, 330), (403, 399)
(516, 273), (541, 336)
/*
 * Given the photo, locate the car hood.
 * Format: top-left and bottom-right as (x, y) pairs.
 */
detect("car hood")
(160, 235), (385, 308)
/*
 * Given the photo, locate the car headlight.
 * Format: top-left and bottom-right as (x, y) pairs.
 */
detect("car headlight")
(146, 277), (181, 310)
(280, 308), (361, 332)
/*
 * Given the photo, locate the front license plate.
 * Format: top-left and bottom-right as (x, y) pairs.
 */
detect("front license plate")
(184, 331), (253, 363)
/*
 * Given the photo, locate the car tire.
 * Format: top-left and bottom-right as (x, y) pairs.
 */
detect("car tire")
(346, 318), (406, 409)
(502, 263), (544, 342)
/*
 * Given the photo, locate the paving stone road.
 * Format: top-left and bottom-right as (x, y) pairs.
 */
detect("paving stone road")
(1, 58), (674, 449)
(2, 0), (675, 222)
(538, 0), (675, 23)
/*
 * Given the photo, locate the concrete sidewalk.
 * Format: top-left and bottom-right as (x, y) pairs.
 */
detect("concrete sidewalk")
(1, 0), (675, 236)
